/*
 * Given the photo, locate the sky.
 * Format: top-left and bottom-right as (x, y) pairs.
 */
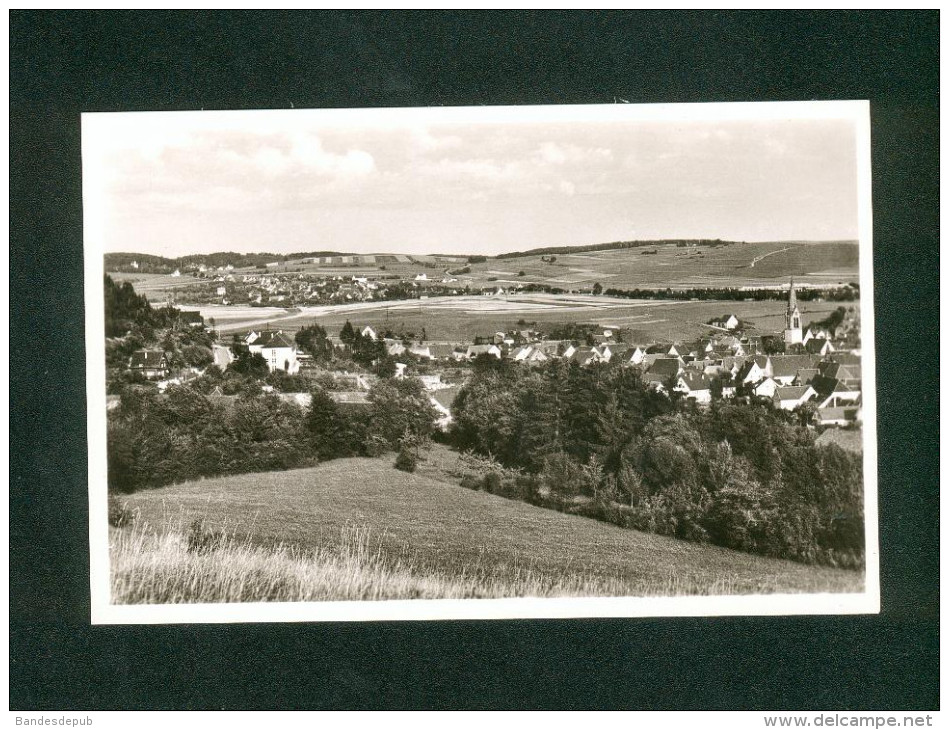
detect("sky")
(82, 104), (863, 258)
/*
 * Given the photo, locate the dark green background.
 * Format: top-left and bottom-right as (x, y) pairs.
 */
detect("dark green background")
(10, 11), (939, 710)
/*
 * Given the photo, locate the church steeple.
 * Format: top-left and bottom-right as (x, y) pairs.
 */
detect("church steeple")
(784, 277), (803, 345)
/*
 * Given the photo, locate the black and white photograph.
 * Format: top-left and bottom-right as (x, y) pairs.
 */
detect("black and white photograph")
(82, 101), (877, 623)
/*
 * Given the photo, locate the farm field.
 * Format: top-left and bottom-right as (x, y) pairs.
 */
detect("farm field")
(113, 454), (864, 601)
(461, 241), (859, 291)
(109, 271), (204, 297)
(194, 294), (848, 342)
(238, 241), (859, 290)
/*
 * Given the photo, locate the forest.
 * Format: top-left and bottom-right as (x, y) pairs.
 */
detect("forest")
(449, 360), (864, 569)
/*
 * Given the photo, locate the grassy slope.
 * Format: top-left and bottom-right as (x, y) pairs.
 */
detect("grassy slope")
(116, 456), (863, 598)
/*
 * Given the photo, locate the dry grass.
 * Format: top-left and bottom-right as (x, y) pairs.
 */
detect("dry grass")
(111, 454), (864, 604)
(111, 521), (663, 603)
(111, 519), (832, 604)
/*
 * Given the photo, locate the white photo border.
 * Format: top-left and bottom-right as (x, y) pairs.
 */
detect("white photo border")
(82, 100), (879, 624)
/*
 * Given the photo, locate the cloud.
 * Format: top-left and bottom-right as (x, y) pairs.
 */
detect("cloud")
(538, 142), (613, 165)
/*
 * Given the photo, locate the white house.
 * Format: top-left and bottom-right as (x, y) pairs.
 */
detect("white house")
(248, 330), (299, 374)
(752, 377), (779, 399)
(466, 344), (502, 359)
(676, 373), (713, 404)
(627, 346), (647, 366)
(772, 385), (817, 411)
(408, 344), (435, 361)
(361, 326), (378, 341)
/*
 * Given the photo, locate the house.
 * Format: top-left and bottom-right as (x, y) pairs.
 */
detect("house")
(818, 361), (861, 388)
(385, 341), (406, 357)
(179, 310), (204, 328)
(804, 338), (835, 356)
(817, 403), (863, 428)
(676, 372), (713, 404)
(711, 314), (740, 330)
(128, 350), (170, 379)
(648, 357), (684, 380)
(408, 344), (435, 361)
(248, 330), (299, 374)
(509, 345), (539, 362)
(466, 344), (502, 360)
(769, 355), (818, 385)
(569, 347), (604, 367)
(772, 384), (817, 411)
(626, 346), (647, 366)
(794, 367), (819, 385)
(752, 377), (779, 399)
(361, 326), (378, 341)
(427, 343), (457, 361)
(737, 358), (767, 385)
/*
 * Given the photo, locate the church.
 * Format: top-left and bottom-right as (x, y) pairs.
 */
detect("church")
(783, 278), (803, 345)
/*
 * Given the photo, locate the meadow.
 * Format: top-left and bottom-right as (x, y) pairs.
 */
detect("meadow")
(208, 294), (848, 342)
(111, 453), (864, 603)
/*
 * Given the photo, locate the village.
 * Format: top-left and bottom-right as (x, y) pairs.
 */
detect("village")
(118, 278), (863, 437)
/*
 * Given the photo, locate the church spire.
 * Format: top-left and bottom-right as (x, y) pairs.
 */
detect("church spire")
(784, 277), (803, 345)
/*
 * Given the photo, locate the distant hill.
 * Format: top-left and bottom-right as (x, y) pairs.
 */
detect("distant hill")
(105, 251), (343, 273)
(494, 238), (740, 259)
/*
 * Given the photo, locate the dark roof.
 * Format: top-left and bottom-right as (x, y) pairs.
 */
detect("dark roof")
(648, 358), (682, 378)
(804, 338), (832, 353)
(255, 331), (295, 349)
(428, 343), (456, 358)
(773, 385), (814, 401)
(179, 310), (204, 323)
(129, 350), (168, 368)
(826, 352), (861, 365)
(795, 368), (819, 384)
(679, 372), (710, 391)
(770, 355), (818, 378)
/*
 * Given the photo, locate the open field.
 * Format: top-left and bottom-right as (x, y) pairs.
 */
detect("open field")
(466, 241), (859, 290)
(193, 294), (847, 342)
(113, 455), (864, 601)
(109, 271), (205, 297)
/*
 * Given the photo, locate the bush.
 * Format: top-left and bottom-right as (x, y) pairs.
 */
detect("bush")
(394, 449), (417, 473)
(460, 474), (481, 490)
(481, 472), (502, 493)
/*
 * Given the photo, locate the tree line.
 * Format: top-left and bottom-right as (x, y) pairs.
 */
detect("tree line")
(107, 377), (437, 493)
